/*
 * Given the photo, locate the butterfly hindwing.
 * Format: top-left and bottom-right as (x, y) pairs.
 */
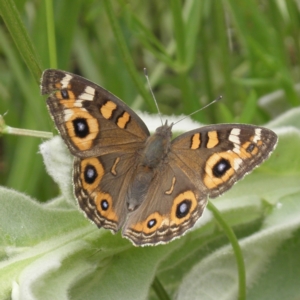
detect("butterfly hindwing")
(122, 162), (207, 246)
(73, 151), (138, 231)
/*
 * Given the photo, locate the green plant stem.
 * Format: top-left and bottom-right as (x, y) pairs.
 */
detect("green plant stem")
(45, 0), (57, 68)
(0, 115), (53, 138)
(4, 126), (53, 139)
(207, 201), (246, 300)
(103, 0), (156, 112)
(0, 126), (53, 139)
(0, 0), (42, 82)
(152, 276), (171, 300)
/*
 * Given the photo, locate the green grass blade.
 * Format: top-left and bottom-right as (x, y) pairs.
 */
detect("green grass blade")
(103, 0), (156, 111)
(0, 0), (42, 82)
(45, 0), (57, 68)
(207, 201), (246, 300)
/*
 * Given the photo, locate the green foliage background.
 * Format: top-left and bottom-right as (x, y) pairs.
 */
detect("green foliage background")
(0, 0), (300, 299)
(1, 0), (299, 201)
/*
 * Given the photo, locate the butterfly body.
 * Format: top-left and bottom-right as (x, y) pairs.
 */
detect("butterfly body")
(41, 69), (278, 246)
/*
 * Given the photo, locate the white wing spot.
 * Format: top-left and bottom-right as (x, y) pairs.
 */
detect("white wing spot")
(61, 74), (73, 89)
(79, 86), (95, 101)
(73, 101), (83, 108)
(229, 128), (241, 154)
(229, 128), (241, 144)
(85, 86), (95, 96)
(64, 108), (74, 121)
(253, 128), (262, 143)
(233, 157), (243, 170)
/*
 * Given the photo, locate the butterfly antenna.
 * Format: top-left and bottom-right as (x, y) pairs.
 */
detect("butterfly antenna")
(173, 96), (222, 126)
(144, 68), (163, 126)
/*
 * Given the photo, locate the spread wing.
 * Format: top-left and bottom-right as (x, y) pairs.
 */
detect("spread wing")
(122, 161), (208, 246)
(41, 69), (149, 158)
(122, 124), (277, 246)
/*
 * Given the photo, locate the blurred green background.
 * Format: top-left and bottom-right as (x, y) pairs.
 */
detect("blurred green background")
(0, 0), (299, 202)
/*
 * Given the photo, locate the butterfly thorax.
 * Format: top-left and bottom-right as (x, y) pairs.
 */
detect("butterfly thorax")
(126, 122), (173, 211)
(140, 122), (173, 168)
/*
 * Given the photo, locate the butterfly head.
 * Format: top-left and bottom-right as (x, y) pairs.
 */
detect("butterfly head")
(155, 120), (173, 139)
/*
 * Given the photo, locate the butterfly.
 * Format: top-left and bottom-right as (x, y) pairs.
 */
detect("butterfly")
(41, 69), (278, 246)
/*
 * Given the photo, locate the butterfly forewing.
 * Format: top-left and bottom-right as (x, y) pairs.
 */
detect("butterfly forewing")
(171, 124), (278, 198)
(122, 124), (277, 246)
(41, 69), (149, 158)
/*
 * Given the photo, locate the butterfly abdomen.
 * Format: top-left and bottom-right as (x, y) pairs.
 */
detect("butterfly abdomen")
(127, 166), (153, 211)
(126, 124), (172, 211)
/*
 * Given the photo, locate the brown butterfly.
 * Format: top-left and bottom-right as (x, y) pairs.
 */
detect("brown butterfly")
(41, 69), (278, 246)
